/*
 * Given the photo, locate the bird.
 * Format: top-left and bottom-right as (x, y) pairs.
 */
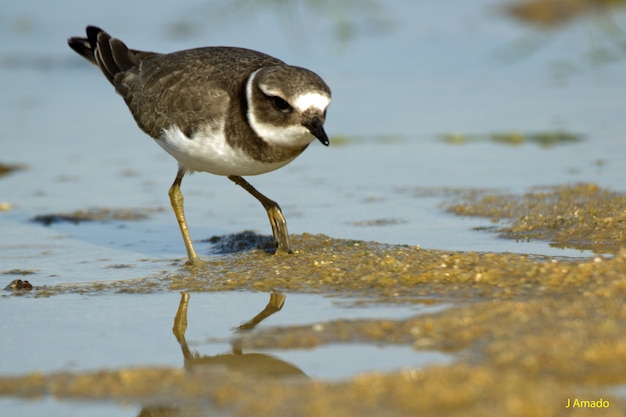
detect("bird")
(67, 26), (331, 266)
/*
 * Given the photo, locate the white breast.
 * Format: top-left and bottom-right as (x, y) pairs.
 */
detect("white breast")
(155, 125), (295, 176)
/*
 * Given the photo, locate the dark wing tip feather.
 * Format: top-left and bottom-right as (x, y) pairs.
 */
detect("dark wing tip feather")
(85, 26), (104, 49)
(67, 36), (96, 65)
(110, 38), (139, 72)
(69, 26), (141, 85)
(67, 26), (106, 66)
(69, 26), (156, 88)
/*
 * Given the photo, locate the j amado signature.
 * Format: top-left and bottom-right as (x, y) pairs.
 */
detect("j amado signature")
(565, 397), (610, 409)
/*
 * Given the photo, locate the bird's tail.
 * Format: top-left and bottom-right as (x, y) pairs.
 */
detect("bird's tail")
(67, 26), (153, 84)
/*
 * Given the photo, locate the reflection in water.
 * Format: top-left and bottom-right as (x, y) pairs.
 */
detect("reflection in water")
(505, 0), (626, 27)
(173, 292), (305, 378)
(138, 292), (305, 416)
(437, 130), (584, 147)
(168, 0), (392, 44)
(499, 0), (626, 65)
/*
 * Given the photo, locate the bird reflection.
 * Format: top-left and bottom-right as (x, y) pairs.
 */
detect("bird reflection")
(137, 292), (305, 417)
(172, 292), (306, 378)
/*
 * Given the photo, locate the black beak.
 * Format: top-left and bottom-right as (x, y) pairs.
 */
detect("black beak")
(303, 116), (329, 146)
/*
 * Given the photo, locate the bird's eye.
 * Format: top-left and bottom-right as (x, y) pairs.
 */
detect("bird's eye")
(269, 96), (292, 113)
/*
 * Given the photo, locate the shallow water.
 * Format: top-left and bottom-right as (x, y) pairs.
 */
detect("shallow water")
(1, 0), (626, 415)
(1, 291), (450, 377)
(0, 398), (139, 417)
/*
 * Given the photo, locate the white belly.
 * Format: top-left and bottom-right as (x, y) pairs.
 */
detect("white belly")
(156, 125), (296, 176)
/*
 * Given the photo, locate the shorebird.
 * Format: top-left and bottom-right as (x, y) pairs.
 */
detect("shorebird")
(68, 26), (331, 265)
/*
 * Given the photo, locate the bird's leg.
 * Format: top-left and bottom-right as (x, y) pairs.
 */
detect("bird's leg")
(228, 175), (293, 254)
(237, 292), (286, 331)
(169, 169), (203, 266)
(172, 292), (190, 345)
(172, 292), (194, 367)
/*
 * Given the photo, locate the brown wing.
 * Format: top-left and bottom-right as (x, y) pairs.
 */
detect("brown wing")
(117, 49), (232, 139)
(68, 26), (284, 139)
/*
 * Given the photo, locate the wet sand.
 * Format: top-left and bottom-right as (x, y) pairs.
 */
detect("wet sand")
(445, 183), (626, 254)
(2, 183), (626, 416)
